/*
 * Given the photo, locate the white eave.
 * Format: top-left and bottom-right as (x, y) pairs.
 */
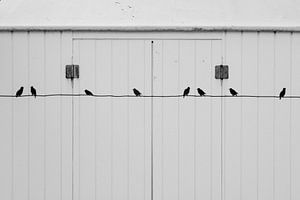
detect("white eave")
(0, 26), (300, 32)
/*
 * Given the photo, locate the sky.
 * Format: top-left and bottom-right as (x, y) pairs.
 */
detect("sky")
(0, 0), (299, 26)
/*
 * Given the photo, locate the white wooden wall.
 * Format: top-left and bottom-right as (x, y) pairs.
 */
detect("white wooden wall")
(0, 31), (73, 200)
(222, 32), (300, 200)
(0, 31), (300, 200)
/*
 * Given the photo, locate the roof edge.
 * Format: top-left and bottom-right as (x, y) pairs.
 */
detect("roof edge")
(0, 25), (300, 32)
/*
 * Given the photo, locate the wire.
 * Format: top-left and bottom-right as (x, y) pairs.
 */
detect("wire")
(1, 93), (300, 99)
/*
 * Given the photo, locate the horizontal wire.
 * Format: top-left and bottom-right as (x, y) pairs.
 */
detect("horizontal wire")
(0, 93), (300, 99)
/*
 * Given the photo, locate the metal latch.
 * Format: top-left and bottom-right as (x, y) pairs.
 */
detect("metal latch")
(215, 65), (229, 80)
(65, 65), (79, 79)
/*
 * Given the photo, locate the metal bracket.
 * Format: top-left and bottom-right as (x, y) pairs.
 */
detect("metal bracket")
(65, 65), (79, 79)
(215, 65), (229, 80)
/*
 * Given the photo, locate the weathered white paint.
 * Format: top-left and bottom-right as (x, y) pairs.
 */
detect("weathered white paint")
(0, 31), (73, 200)
(0, 0), (300, 27)
(72, 39), (152, 200)
(0, 31), (300, 200)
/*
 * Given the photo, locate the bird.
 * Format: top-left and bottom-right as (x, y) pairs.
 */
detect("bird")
(133, 88), (141, 96)
(15, 87), (24, 97)
(229, 88), (238, 96)
(279, 88), (286, 100)
(30, 86), (37, 98)
(183, 87), (190, 98)
(197, 88), (206, 96)
(84, 89), (93, 96)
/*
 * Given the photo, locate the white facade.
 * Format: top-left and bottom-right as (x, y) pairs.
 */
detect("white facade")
(0, 0), (300, 26)
(0, 30), (300, 200)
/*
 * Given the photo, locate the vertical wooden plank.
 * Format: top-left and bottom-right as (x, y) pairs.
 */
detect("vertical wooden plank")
(194, 40), (212, 200)
(211, 39), (222, 200)
(78, 40), (96, 200)
(95, 40), (112, 200)
(128, 40), (149, 200)
(28, 32), (45, 200)
(44, 32), (61, 200)
(72, 39), (80, 200)
(61, 31), (73, 200)
(258, 32), (275, 200)
(111, 40), (129, 200)
(241, 32), (258, 200)
(0, 32), (13, 200)
(13, 31), (29, 200)
(223, 32), (242, 200)
(291, 32), (300, 200)
(152, 40), (164, 200)
(144, 40), (152, 200)
(178, 40), (195, 200)
(162, 40), (179, 200)
(274, 32), (291, 200)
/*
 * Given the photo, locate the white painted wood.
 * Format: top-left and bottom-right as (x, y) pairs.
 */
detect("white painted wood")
(73, 39), (152, 200)
(79, 40), (97, 200)
(274, 32), (291, 200)
(111, 40), (129, 200)
(194, 40), (211, 200)
(0, 31), (73, 200)
(223, 32), (242, 200)
(28, 32), (45, 200)
(178, 40), (195, 200)
(60, 31), (73, 200)
(72, 39), (80, 200)
(240, 32), (258, 200)
(127, 40), (152, 200)
(0, 32), (13, 200)
(44, 32), (63, 200)
(152, 39), (222, 200)
(257, 32), (276, 200)
(152, 39), (164, 200)
(0, 30), (300, 200)
(95, 40), (113, 200)
(211, 39), (222, 200)
(12, 32), (29, 200)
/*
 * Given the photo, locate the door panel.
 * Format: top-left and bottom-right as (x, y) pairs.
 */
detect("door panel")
(73, 39), (152, 200)
(152, 39), (222, 200)
(73, 38), (222, 200)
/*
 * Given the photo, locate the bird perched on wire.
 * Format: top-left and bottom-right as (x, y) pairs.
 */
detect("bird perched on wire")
(183, 87), (190, 98)
(279, 88), (286, 100)
(84, 89), (94, 96)
(30, 86), (37, 98)
(197, 88), (206, 96)
(229, 88), (238, 96)
(133, 88), (141, 96)
(16, 86), (24, 97)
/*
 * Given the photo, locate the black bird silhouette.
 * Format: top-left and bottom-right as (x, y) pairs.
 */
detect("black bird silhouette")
(84, 89), (93, 96)
(133, 88), (141, 96)
(30, 86), (37, 98)
(229, 88), (238, 96)
(279, 88), (286, 100)
(183, 87), (190, 98)
(16, 87), (24, 97)
(197, 88), (206, 96)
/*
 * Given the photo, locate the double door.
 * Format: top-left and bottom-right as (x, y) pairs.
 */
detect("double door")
(73, 38), (222, 200)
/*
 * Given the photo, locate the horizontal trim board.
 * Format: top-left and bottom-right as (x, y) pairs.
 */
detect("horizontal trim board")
(0, 25), (300, 32)
(73, 38), (222, 40)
